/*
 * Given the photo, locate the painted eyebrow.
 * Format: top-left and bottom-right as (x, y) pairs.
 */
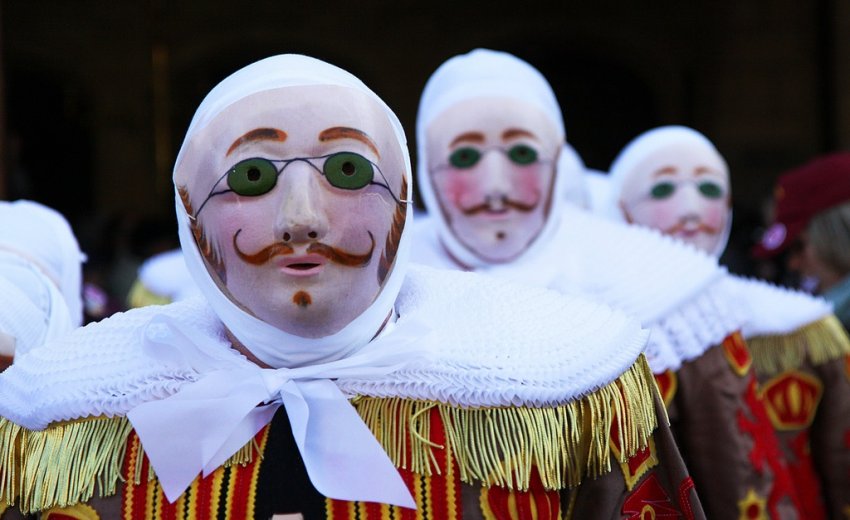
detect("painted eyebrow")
(653, 166), (678, 177)
(694, 166), (720, 176)
(226, 128), (288, 157)
(449, 132), (486, 147)
(501, 128), (537, 141)
(319, 127), (380, 158)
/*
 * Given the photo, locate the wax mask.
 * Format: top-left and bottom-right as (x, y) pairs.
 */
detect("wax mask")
(175, 85), (407, 338)
(426, 97), (560, 263)
(618, 140), (730, 254)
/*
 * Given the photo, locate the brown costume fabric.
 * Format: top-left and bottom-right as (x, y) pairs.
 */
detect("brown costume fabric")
(662, 333), (802, 519)
(564, 394), (705, 520)
(756, 355), (850, 519)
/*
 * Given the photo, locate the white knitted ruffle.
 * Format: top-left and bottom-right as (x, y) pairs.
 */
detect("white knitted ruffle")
(727, 275), (832, 339)
(640, 274), (744, 373)
(0, 265), (649, 430)
(410, 206), (739, 374)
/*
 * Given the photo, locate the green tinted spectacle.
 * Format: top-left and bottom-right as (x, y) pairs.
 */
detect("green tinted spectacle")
(323, 152), (375, 190)
(649, 182), (676, 199)
(448, 145), (540, 169)
(507, 144), (538, 165)
(698, 181), (724, 199)
(449, 147), (481, 169)
(227, 158), (278, 196)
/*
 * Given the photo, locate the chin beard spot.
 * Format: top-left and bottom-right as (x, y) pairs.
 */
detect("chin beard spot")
(495, 231), (507, 241)
(292, 291), (312, 308)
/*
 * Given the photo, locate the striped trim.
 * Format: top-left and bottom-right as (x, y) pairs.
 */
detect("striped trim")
(325, 408), (461, 520)
(119, 426), (269, 519)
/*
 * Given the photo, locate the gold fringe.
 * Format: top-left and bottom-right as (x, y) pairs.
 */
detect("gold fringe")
(355, 355), (659, 492)
(0, 415), (261, 514)
(750, 314), (850, 377)
(0, 356), (660, 511)
(0, 416), (133, 515)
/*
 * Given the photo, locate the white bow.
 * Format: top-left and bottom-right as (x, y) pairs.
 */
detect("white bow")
(128, 314), (431, 507)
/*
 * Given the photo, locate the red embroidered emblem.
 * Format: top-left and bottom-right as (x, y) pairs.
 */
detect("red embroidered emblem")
(760, 371), (823, 430)
(786, 430), (826, 519)
(621, 473), (680, 519)
(610, 414), (659, 490)
(738, 488), (768, 519)
(722, 331), (752, 376)
(737, 377), (802, 518)
(480, 467), (561, 520)
(677, 477), (696, 520)
(654, 370), (677, 408)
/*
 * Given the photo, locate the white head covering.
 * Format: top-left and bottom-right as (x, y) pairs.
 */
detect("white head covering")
(606, 126), (732, 257)
(415, 48), (568, 268)
(174, 54), (413, 368)
(558, 143), (588, 208)
(0, 200), (85, 327)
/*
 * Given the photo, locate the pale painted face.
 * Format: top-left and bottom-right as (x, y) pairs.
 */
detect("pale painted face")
(618, 143), (730, 254)
(425, 97), (561, 263)
(176, 85), (407, 338)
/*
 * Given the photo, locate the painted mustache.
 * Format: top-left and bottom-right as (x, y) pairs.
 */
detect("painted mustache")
(233, 230), (375, 267)
(664, 220), (720, 236)
(460, 194), (538, 216)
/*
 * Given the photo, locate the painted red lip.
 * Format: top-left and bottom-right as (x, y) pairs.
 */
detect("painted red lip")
(276, 254), (327, 277)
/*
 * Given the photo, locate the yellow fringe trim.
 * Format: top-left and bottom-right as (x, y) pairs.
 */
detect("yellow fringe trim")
(749, 314), (850, 377)
(0, 415), (259, 515)
(0, 415), (133, 515)
(354, 355), (659, 492)
(0, 355), (659, 511)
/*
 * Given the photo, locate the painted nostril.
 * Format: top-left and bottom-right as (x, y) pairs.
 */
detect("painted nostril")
(283, 232), (291, 242)
(308, 231), (317, 239)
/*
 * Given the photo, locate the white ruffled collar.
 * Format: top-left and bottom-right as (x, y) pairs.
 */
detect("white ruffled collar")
(727, 275), (832, 339)
(410, 205), (745, 373)
(0, 264), (649, 428)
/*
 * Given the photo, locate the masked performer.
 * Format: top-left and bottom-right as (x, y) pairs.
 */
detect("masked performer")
(0, 200), (84, 371)
(413, 49), (801, 519)
(605, 126), (850, 518)
(0, 54), (701, 520)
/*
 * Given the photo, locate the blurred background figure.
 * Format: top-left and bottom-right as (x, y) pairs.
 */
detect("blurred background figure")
(753, 152), (850, 330)
(126, 248), (200, 308)
(0, 200), (85, 370)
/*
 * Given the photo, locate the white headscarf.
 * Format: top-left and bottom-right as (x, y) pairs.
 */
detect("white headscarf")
(415, 48), (568, 268)
(0, 200), (85, 327)
(606, 126), (732, 257)
(174, 54), (413, 368)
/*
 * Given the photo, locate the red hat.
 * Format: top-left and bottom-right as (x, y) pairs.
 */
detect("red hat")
(753, 152), (850, 258)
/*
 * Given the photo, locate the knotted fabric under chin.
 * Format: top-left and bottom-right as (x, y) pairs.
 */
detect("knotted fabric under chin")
(128, 313), (431, 507)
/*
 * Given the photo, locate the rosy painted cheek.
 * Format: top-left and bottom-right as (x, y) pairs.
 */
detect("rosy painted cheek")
(699, 203), (726, 227)
(512, 167), (546, 200)
(633, 201), (680, 231)
(437, 172), (482, 209)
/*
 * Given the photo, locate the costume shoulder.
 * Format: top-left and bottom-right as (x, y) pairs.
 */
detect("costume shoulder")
(729, 274), (850, 375)
(551, 206), (744, 372)
(339, 265), (661, 491)
(0, 297), (224, 430)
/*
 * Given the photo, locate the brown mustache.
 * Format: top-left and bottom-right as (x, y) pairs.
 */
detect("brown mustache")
(664, 220), (720, 235)
(233, 230), (375, 267)
(460, 195), (538, 216)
